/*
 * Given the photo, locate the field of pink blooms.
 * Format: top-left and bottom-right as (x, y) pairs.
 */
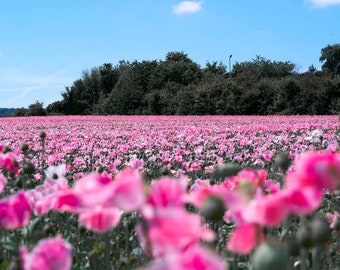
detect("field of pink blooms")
(0, 115), (339, 270)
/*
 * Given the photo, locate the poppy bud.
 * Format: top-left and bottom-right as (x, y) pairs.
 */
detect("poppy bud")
(275, 152), (291, 173)
(200, 196), (226, 222)
(296, 223), (313, 249)
(39, 131), (46, 139)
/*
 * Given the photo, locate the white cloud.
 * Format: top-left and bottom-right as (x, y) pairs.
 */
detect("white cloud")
(172, 1), (203, 15)
(306, 0), (340, 7)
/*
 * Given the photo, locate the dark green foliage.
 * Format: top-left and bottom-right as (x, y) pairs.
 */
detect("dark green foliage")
(45, 45), (340, 116)
(14, 101), (47, 116)
(320, 43), (340, 76)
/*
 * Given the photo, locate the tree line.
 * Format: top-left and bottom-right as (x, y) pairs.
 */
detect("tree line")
(16, 43), (340, 116)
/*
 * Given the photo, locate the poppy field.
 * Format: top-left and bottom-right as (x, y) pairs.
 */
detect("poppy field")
(0, 115), (339, 269)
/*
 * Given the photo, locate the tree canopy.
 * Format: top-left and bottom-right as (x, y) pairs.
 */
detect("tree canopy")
(28, 44), (338, 116)
(320, 44), (340, 76)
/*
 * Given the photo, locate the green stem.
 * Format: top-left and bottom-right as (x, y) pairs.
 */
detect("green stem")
(299, 248), (308, 270)
(312, 246), (320, 270)
(104, 232), (111, 270)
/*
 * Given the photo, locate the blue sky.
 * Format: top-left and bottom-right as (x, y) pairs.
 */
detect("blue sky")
(0, 0), (339, 108)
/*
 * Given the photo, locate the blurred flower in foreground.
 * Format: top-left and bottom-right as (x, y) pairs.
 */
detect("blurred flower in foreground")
(55, 168), (145, 232)
(285, 151), (340, 191)
(143, 244), (226, 270)
(0, 191), (31, 229)
(20, 236), (72, 270)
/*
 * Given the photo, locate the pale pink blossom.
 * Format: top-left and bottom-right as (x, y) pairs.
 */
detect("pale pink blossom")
(129, 158), (145, 170)
(147, 176), (187, 209)
(56, 168), (145, 232)
(0, 173), (7, 193)
(138, 207), (215, 258)
(27, 178), (68, 216)
(111, 167), (146, 211)
(79, 207), (123, 233)
(326, 211), (340, 229)
(143, 244), (226, 270)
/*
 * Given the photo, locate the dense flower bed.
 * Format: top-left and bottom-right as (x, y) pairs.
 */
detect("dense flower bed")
(0, 115), (339, 269)
(0, 115), (338, 176)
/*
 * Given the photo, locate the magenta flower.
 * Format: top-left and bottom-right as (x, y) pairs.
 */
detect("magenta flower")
(227, 223), (264, 254)
(20, 236), (72, 270)
(285, 151), (340, 191)
(0, 151), (19, 175)
(0, 191), (31, 229)
(284, 187), (324, 216)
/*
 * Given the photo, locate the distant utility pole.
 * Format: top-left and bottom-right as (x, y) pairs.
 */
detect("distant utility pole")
(229, 54), (233, 73)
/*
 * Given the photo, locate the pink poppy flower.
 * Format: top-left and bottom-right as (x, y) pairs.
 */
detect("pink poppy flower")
(138, 207), (215, 258)
(240, 191), (290, 227)
(144, 244), (226, 270)
(284, 187), (324, 216)
(263, 179), (280, 193)
(20, 236), (72, 270)
(0, 151), (19, 175)
(56, 168), (145, 232)
(110, 167), (146, 211)
(129, 158), (144, 170)
(147, 176), (187, 209)
(0, 191), (31, 229)
(79, 207), (123, 233)
(72, 172), (115, 208)
(285, 151), (340, 191)
(326, 211), (340, 229)
(27, 179), (68, 216)
(227, 223), (264, 254)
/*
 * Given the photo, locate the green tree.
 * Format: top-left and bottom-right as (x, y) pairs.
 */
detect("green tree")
(46, 101), (64, 115)
(14, 107), (28, 116)
(319, 43), (340, 76)
(26, 101), (47, 116)
(233, 55), (295, 83)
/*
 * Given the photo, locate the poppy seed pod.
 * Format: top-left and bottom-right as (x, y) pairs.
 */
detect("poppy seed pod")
(252, 242), (289, 270)
(310, 216), (331, 245)
(214, 163), (241, 179)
